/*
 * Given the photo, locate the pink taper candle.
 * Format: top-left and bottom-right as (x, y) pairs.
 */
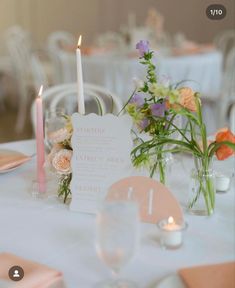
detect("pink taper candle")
(76, 35), (85, 114)
(36, 85), (46, 193)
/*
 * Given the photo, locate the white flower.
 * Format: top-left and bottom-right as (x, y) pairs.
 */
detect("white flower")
(47, 127), (69, 144)
(132, 77), (144, 90)
(52, 149), (73, 174)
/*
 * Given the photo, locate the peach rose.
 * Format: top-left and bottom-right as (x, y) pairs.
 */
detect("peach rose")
(178, 87), (197, 112)
(215, 128), (235, 160)
(47, 127), (69, 144)
(47, 144), (62, 160)
(52, 149), (73, 174)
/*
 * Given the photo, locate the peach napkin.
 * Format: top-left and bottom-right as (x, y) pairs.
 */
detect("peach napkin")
(179, 262), (235, 288)
(0, 253), (64, 288)
(0, 154), (31, 171)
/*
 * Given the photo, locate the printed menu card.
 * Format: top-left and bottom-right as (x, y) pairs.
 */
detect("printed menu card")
(70, 113), (133, 213)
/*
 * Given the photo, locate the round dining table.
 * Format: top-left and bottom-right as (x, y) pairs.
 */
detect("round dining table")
(58, 50), (222, 102)
(0, 139), (234, 288)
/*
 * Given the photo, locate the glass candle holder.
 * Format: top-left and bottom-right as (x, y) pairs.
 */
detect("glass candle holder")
(157, 217), (187, 250)
(30, 175), (58, 199)
(215, 172), (231, 192)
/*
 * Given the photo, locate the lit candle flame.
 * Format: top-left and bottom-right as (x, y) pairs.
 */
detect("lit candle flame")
(168, 216), (174, 224)
(38, 85), (43, 97)
(77, 35), (82, 48)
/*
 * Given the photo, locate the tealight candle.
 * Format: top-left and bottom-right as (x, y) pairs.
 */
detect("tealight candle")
(157, 216), (187, 249)
(215, 173), (230, 192)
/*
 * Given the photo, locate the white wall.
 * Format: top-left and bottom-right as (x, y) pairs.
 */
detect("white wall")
(0, 0), (234, 54)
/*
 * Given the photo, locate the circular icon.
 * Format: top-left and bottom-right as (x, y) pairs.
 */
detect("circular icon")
(8, 266), (24, 281)
(206, 4), (226, 20)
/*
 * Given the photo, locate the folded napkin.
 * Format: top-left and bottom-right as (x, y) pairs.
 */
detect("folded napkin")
(179, 262), (235, 288)
(0, 253), (64, 288)
(0, 154), (31, 171)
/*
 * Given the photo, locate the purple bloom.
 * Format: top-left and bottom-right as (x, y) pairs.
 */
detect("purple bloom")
(129, 93), (145, 107)
(150, 103), (166, 117)
(136, 40), (149, 57)
(138, 118), (149, 130)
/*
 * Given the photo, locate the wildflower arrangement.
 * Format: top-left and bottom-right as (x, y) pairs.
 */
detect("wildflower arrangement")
(126, 40), (235, 215)
(45, 40), (235, 213)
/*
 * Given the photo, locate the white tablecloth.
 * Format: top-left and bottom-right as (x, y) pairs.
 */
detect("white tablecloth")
(0, 140), (234, 288)
(59, 51), (222, 101)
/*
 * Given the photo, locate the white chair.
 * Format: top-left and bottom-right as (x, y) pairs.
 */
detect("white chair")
(95, 32), (126, 52)
(229, 103), (235, 133)
(30, 52), (50, 91)
(218, 47), (235, 126)
(47, 31), (76, 84)
(5, 26), (32, 132)
(214, 30), (235, 62)
(31, 83), (123, 134)
(0, 56), (12, 110)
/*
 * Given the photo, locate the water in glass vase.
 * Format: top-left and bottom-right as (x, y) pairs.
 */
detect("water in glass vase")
(188, 157), (215, 216)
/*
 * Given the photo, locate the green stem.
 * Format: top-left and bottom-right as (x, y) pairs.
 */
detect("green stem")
(190, 156), (215, 215)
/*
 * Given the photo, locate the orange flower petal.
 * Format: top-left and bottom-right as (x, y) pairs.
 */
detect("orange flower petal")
(178, 87), (197, 112)
(215, 129), (235, 160)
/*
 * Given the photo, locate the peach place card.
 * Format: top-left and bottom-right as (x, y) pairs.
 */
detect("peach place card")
(106, 176), (183, 223)
(70, 113), (133, 213)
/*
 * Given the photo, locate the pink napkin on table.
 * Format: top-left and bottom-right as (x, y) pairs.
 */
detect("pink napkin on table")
(0, 253), (64, 288)
(179, 262), (235, 288)
(0, 154), (31, 171)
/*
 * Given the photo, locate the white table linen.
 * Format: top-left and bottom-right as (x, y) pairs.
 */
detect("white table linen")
(58, 51), (223, 132)
(58, 51), (222, 101)
(0, 140), (234, 288)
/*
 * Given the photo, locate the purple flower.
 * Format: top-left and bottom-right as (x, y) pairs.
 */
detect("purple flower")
(129, 93), (145, 107)
(136, 40), (149, 57)
(150, 103), (166, 117)
(138, 118), (149, 130)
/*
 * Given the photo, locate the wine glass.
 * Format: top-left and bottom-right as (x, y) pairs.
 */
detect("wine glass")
(95, 201), (139, 288)
(44, 109), (66, 151)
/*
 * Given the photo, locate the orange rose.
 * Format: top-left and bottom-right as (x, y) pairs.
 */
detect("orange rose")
(178, 87), (197, 112)
(215, 128), (235, 160)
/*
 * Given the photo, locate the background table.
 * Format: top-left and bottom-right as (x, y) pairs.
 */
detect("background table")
(59, 51), (222, 101)
(0, 140), (234, 287)
(58, 51), (222, 133)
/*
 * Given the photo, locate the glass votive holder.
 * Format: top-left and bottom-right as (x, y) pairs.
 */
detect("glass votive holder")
(215, 172), (231, 193)
(157, 217), (188, 250)
(30, 176), (58, 199)
(31, 179), (47, 198)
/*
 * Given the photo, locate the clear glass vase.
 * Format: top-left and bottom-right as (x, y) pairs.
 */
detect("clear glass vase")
(150, 152), (173, 186)
(188, 156), (215, 216)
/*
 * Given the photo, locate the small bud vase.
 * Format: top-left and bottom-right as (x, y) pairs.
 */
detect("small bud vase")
(150, 152), (173, 186)
(188, 156), (215, 216)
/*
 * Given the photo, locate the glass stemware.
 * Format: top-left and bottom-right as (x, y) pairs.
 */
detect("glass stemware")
(44, 109), (66, 151)
(95, 201), (139, 288)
